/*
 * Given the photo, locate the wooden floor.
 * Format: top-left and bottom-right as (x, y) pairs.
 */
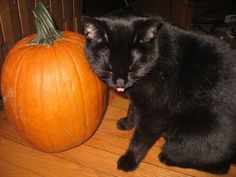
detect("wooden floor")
(0, 91), (235, 177)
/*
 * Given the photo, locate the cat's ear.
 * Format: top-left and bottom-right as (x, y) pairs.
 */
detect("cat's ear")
(82, 16), (108, 43)
(134, 17), (163, 43)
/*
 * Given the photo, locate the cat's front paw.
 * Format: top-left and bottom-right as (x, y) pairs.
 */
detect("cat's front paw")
(117, 117), (134, 130)
(117, 154), (138, 171)
(158, 152), (168, 164)
(158, 152), (175, 166)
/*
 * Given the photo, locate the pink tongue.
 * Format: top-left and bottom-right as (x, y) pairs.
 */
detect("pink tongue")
(116, 87), (125, 92)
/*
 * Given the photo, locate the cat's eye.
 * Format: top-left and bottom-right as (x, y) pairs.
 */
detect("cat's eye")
(133, 36), (145, 44)
(131, 49), (142, 62)
(138, 39), (145, 44)
(133, 35), (153, 45)
(104, 63), (112, 71)
(139, 37), (154, 44)
(129, 64), (134, 71)
(108, 64), (112, 71)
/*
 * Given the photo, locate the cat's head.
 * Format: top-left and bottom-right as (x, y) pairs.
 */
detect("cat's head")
(82, 13), (162, 92)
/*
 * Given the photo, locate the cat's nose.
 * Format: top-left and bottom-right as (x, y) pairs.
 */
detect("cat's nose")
(116, 78), (125, 87)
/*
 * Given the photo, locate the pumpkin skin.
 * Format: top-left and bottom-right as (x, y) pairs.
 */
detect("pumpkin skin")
(1, 32), (107, 152)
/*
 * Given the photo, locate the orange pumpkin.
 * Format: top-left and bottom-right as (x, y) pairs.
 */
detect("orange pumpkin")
(1, 3), (107, 152)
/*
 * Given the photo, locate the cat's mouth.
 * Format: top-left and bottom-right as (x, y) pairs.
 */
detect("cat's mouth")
(114, 81), (134, 92)
(116, 87), (125, 92)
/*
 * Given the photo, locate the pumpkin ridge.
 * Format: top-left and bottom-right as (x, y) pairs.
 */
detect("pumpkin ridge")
(58, 42), (88, 139)
(60, 39), (105, 137)
(51, 44), (78, 144)
(7, 44), (33, 57)
(2, 48), (28, 122)
(14, 47), (38, 141)
(42, 46), (58, 149)
(39, 47), (56, 150)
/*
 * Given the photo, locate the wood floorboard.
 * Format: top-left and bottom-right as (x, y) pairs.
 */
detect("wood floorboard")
(0, 159), (42, 177)
(0, 90), (235, 177)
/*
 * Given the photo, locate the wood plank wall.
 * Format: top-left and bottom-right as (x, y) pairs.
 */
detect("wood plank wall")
(135, 0), (194, 28)
(0, 0), (83, 64)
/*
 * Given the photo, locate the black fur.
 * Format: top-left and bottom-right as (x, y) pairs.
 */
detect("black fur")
(82, 11), (236, 174)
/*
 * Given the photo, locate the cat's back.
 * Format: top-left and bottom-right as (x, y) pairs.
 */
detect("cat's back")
(169, 27), (236, 90)
(165, 26), (236, 115)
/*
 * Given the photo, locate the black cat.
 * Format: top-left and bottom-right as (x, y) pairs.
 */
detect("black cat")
(82, 11), (236, 174)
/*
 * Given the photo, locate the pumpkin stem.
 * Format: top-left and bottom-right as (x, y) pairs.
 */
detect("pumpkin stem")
(29, 2), (62, 45)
